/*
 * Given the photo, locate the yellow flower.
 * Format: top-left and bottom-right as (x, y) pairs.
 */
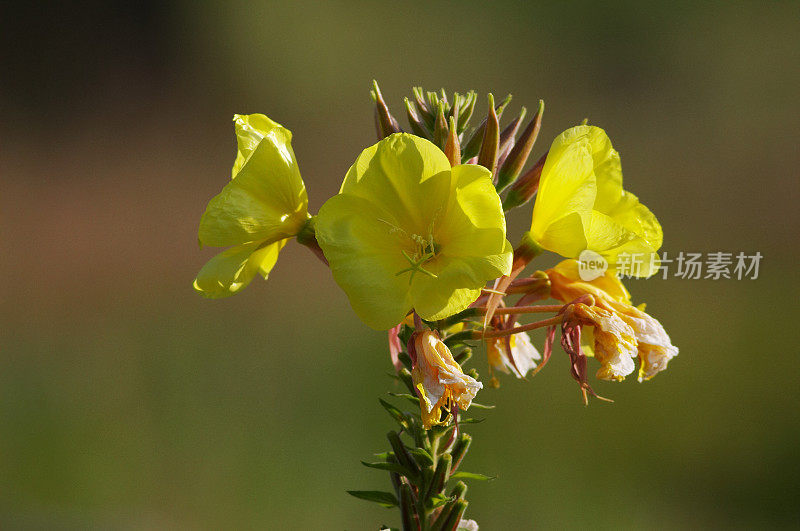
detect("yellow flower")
(547, 259), (678, 381)
(411, 330), (482, 429)
(486, 332), (541, 379)
(315, 133), (512, 330)
(194, 114), (309, 298)
(530, 126), (662, 277)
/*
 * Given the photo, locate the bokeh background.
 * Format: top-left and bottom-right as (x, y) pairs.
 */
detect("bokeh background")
(2, 1), (799, 528)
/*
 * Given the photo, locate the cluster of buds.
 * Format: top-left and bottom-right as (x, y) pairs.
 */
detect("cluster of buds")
(371, 81), (545, 207)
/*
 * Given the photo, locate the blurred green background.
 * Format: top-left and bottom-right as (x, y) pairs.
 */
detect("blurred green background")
(2, 1), (798, 528)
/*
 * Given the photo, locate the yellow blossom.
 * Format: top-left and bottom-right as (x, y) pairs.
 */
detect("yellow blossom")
(530, 126), (662, 277)
(194, 114), (308, 298)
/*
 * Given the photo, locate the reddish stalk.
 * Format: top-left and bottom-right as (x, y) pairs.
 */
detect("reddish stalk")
(475, 315), (563, 339)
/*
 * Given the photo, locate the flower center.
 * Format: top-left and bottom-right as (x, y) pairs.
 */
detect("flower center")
(378, 216), (440, 284)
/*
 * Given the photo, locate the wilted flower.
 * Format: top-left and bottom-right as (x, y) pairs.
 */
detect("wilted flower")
(547, 259), (678, 381)
(486, 331), (541, 380)
(411, 330), (482, 429)
(562, 303), (638, 381)
(194, 114), (309, 297)
(315, 133), (512, 330)
(530, 125), (662, 277)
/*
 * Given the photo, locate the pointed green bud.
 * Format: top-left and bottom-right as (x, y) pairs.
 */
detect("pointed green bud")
(430, 499), (468, 531)
(502, 150), (547, 211)
(497, 106), (527, 167)
(426, 91), (439, 113)
(371, 80), (401, 139)
(388, 430), (421, 478)
(448, 93), (461, 127)
(449, 480), (467, 500)
(444, 116), (461, 166)
(399, 483), (422, 531)
(496, 99), (544, 191)
(434, 101), (449, 150)
(477, 93), (500, 177)
(404, 97), (433, 139)
(426, 453), (452, 501)
(412, 86), (435, 129)
(450, 433), (472, 472)
(461, 93), (511, 161)
(457, 91), (477, 135)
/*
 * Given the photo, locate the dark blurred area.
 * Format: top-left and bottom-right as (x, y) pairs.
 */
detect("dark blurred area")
(1, 1), (798, 528)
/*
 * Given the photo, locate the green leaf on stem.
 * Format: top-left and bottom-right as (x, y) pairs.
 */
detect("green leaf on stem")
(379, 398), (411, 429)
(388, 392), (421, 406)
(450, 471), (496, 481)
(361, 460), (413, 475)
(347, 490), (400, 508)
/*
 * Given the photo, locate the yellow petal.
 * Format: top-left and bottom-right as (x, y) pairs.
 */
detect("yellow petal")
(531, 135), (596, 241)
(198, 114), (308, 248)
(315, 193), (413, 330)
(339, 133), (451, 236)
(193, 240), (286, 298)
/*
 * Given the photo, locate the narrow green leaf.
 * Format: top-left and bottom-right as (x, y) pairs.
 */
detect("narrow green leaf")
(361, 460), (412, 475)
(468, 402), (495, 409)
(389, 392), (421, 406)
(450, 471), (496, 481)
(398, 368), (416, 394)
(347, 490), (399, 508)
(458, 417), (485, 424)
(379, 398), (410, 429)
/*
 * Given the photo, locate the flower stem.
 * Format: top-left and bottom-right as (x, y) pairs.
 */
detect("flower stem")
(475, 315), (563, 339)
(480, 304), (562, 315)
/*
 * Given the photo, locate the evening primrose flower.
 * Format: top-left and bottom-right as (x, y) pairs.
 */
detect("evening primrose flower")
(194, 114), (309, 298)
(315, 133), (512, 330)
(411, 330), (482, 429)
(530, 125), (662, 277)
(563, 303), (638, 381)
(547, 259), (678, 381)
(486, 332), (541, 380)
